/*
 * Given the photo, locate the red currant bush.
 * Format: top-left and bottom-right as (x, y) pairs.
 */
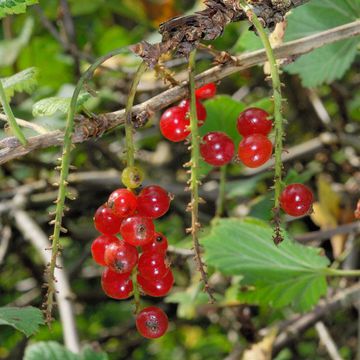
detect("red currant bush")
(179, 99), (207, 125)
(237, 107), (272, 137)
(108, 188), (137, 218)
(280, 183), (314, 217)
(200, 131), (235, 166)
(142, 232), (168, 255)
(135, 306), (168, 339)
(94, 205), (122, 235)
(101, 268), (133, 300)
(138, 252), (169, 281)
(238, 134), (273, 168)
(104, 240), (138, 273)
(137, 185), (171, 219)
(195, 83), (217, 99)
(91, 235), (118, 266)
(159, 106), (190, 142)
(137, 270), (174, 297)
(120, 216), (155, 246)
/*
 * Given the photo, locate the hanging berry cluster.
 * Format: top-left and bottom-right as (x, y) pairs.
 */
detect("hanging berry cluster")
(91, 174), (174, 339)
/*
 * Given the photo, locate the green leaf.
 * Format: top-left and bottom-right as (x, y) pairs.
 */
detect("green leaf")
(0, 306), (44, 337)
(225, 173), (270, 199)
(32, 92), (91, 117)
(0, 0), (38, 18)
(1, 67), (38, 100)
(81, 345), (108, 360)
(284, 0), (360, 87)
(202, 218), (330, 311)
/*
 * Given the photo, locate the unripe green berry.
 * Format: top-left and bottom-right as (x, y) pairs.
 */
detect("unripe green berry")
(121, 166), (144, 189)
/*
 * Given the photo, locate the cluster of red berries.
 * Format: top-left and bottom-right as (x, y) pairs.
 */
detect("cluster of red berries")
(91, 178), (173, 338)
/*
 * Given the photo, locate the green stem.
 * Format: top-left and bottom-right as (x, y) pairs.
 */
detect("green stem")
(131, 267), (141, 313)
(239, 0), (285, 244)
(125, 61), (148, 167)
(326, 268), (360, 277)
(0, 79), (27, 145)
(215, 165), (227, 219)
(45, 47), (129, 324)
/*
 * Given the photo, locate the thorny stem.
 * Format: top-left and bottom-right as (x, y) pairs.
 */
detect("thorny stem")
(215, 165), (227, 219)
(0, 80), (27, 145)
(239, 0), (285, 245)
(46, 47), (129, 324)
(188, 49), (215, 302)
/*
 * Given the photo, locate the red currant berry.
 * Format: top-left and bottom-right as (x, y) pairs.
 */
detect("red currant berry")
(142, 232), (168, 255)
(101, 268), (133, 300)
(120, 216), (155, 246)
(236, 108), (272, 137)
(238, 134), (273, 168)
(121, 166), (144, 189)
(104, 240), (138, 273)
(94, 205), (122, 235)
(179, 99), (207, 125)
(137, 185), (170, 219)
(136, 306), (168, 339)
(91, 235), (118, 266)
(159, 106), (190, 142)
(108, 189), (137, 218)
(195, 83), (217, 100)
(200, 131), (235, 166)
(138, 253), (169, 281)
(280, 183), (313, 217)
(137, 270), (174, 297)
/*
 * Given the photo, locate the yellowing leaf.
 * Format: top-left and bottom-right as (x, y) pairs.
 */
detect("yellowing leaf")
(242, 328), (277, 360)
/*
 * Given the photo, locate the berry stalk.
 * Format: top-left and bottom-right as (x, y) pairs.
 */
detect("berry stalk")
(239, 0), (285, 244)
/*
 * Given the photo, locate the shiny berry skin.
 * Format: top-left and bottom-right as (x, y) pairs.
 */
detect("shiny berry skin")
(160, 106), (190, 142)
(94, 205), (122, 235)
(101, 268), (133, 300)
(137, 185), (170, 219)
(179, 99), (207, 125)
(137, 270), (174, 297)
(142, 232), (168, 255)
(238, 134), (273, 168)
(108, 188), (137, 218)
(121, 166), (144, 189)
(195, 83), (217, 99)
(91, 235), (118, 266)
(200, 131), (235, 166)
(136, 306), (168, 339)
(138, 253), (169, 281)
(280, 183), (313, 217)
(104, 240), (138, 273)
(120, 216), (155, 246)
(236, 108), (272, 137)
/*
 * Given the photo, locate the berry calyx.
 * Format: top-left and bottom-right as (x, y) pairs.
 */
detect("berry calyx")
(142, 232), (168, 255)
(135, 306), (168, 339)
(120, 216), (155, 246)
(94, 205), (122, 235)
(91, 235), (118, 266)
(195, 83), (217, 100)
(137, 270), (174, 297)
(101, 268), (133, 299)
(238, 134), (273, 168)
(138, 252), (169, 281)
(108, 188), (137, 218)
(121, 166), (144, 189)
(179, 99), (207, 125)
(236, 107), (272, 137)
(137, 185), (171, 219)
(200, 131), (235, 166)
(104, 240), (138, 273)
(160, 106), (190, 142)
(280, 183), (314, 217)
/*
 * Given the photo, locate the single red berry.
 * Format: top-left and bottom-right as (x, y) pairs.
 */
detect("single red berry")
(179, 99), (207, 126)
(108, 188), (137, 218)
(120, 216), (155, 246)
(94, 205), (122, 235)
(200, 131), (235, 166)
(142, 232), (168, 255)
(137, 185), (170, 219)
(138, 252), (169, 281)
(91, 235), (118, 266)
(195, 83), (217, 100)
(137, 270), (174, 297)
(280, 183), (313, 217)
(236, 107), (272, 137)
(159, 106), (190, 142)
(104, 240), (138, 273)
(136, 306), (168, 339)
(238, 134), (273, 168)
(101, 268), (133, 300)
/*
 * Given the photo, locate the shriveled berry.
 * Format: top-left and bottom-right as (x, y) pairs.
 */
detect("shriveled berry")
(238, 134), (272, 168)
(237, 107), (272, 137)
(195, 83), (217, 99)
(136, 306), (168, 339)
(120, 216), (155, 246)
(179, 99), (207, 125)
(101, 268), (133, 299)
(159, 106), (190, 142)
(137, 185), (170, 219)
(137, 270), (174, 297)
(138, 252), (169, 281)
(108, 188), (137, 218)
(94, 205), (122, 235)
(200, 131), (234, 166)
(280, 183), (313, 217)
(91, 235), (118, 266)
(121, 166), (144, 189)
(142, 232), (168, 255)
(104, 240), (138, 273)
